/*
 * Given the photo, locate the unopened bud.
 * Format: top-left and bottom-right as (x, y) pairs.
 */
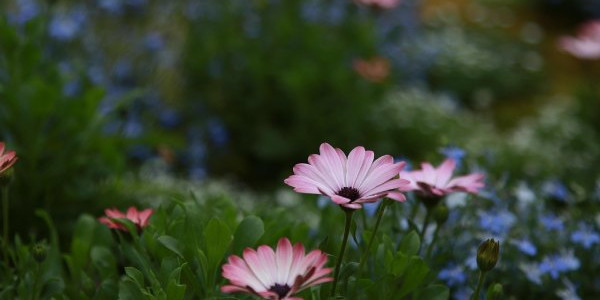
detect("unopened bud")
(432, 204), (449, 225)
(477, 239), (499, 272)
(31, 243), (47, 263)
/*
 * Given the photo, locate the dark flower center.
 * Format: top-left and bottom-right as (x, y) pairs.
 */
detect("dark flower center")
(337, 187), (360, 202)
(269, 283), (291, 298)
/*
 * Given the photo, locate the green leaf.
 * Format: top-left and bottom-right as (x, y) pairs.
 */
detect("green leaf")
(203, 218), (233, 268)
(166, 266), (186, 300)
(90, 246), (116, 278)
(124, 267), (145, 287)
(418, 284), (450, 300)
(397, 257), (430, 297)
(232, 215), (264, 254)
(398, 231), (420, 256)
(119, 278), (147, 300)
(157, 235), (185, 259)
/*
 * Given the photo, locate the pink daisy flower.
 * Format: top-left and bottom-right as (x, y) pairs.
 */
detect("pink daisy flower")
(98, 207), (153, 231)
(221, 238), (333, 300)
(355, 0), (402, 9)
(400, 159), (484, 206)
(0, 142), (18, 174)
(284, 143), (409, 210)
(559, 20), (600, 59)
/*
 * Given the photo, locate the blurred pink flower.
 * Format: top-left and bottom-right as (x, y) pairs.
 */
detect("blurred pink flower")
(353, 56), (390, 83)
(559, 20), (600, 59)
(0, 142), (18, 174)
(98, 207), (153, 231)
(400, 159), (485, 199)
(221, 238), (333, 300)
(285, 143), (409, 210)
(355, 0), (401, 9)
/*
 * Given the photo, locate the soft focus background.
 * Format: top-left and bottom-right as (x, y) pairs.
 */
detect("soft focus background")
(1, 0), (600, 299)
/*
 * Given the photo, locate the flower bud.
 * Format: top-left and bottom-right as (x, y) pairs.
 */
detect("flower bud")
(432, 204), (449, 225)
(31, 243), (47, 263)
(477, 238), (499, 272)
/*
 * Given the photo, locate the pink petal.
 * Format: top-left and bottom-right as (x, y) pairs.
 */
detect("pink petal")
(435, 159), (456, 188)
(276, 238), (294, 284)
(286, 242), (306, 284)
(352, 150), (375, 190)
(105, 208), (126, 219)
(284, 174), (332, 195)
(341, 203), (362, 210)
(345, 146), (366, 188)
(319, 143), (346, 189)
(330, 195), (351, 205)
(358, 161), (404, 193)
(221, 285), (252, 293)
(386, 191), (407, 202)
(137, 209), (153, 227)
(362, 178), (409, 197)
(243, 248), (273, 288)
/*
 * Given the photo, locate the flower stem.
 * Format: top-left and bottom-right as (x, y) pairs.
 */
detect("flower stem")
(2, 186), (9, 263)
(358, 200), (389, 272)
(471, 270), (487, 300)
(425, 224), (440, 259)
(419, 208), (431, 243)
(331, 209), (354, 297)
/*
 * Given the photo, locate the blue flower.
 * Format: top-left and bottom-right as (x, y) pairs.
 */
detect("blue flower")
(438, 264), (466, 286)
(540, 214), (564, 231)
(570, 223), (600, 249)
(8, 0), (40, 25)
(144, 33), (164, 52)
(158, 109), (180, 129)
(556, 279), (581, 300)
(539, 251), (580, 279)
(478, 210), (516, 237)
(49, 10), (86, 41)
(98, 0), (123, 14)
(542, 179), (569, 202)
(208, 119), (228, 147)
(519, 262), (542, 285)
(511, 239), (537, 256)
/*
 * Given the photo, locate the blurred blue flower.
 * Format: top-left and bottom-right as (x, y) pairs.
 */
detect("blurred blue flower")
(208, 119), (228, 147)
(542, 179), (569, 202)
(570, 223), (600, 249)
(556, 279), (581, 300)
(539, 251), (580, 279)
(519, 262), (542, 285)
(49, 9), (86, 41)
(144, 33), (164, 51)
(453, 287), (472, 300)
(123, 115), (144, 138)
(189, 165), (206, 180)
(317, 195), (330, 208)
(439, 145), (466, 168)
(63, 80), (80, 97)
(158, 109), (181, 129)
(438, 264), (466, 286)
(363, 202), (379, 217)
(98, 0), (123, 14)
(540, 214), (564, 231)
(511, 239), (537, 256)
(478, 210), (516, 236)
(514, 181), (536, 205)
(8, 0), (40, 25)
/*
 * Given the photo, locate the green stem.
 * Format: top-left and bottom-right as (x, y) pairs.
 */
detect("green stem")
(471, 270), (487, 300)
(425, 224), (440, 259)
(2, 186), (9, 263)
(331, 209), (354, 297)
(358, 200), (389, 272)
(419, 208), (431, 242)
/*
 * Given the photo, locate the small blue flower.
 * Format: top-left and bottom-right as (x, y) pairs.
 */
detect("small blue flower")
(519, 262), (542, 285)
(438, 264), (466, 286)
(570, 223), (600, 249)
(123, 115), (144, 138)
(453, 287), (472, 300)
(539, 251), (580, 279)
(208, 119), (228, 147)
(158, 109), (180, 129)
(542, 179), (569, 202)
(8, 0), (40, 25)
(144, 33), (164, 52)
(540, 214), (564, 231)
(98, 0), (123, 14)
(49, 10), (86, 41)
(478, 210), (516, 237)
(511, 239), (537, 256)
(556, 279), (581, 300)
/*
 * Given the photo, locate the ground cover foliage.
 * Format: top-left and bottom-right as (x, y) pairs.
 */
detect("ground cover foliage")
(1, 0), (600, 299)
